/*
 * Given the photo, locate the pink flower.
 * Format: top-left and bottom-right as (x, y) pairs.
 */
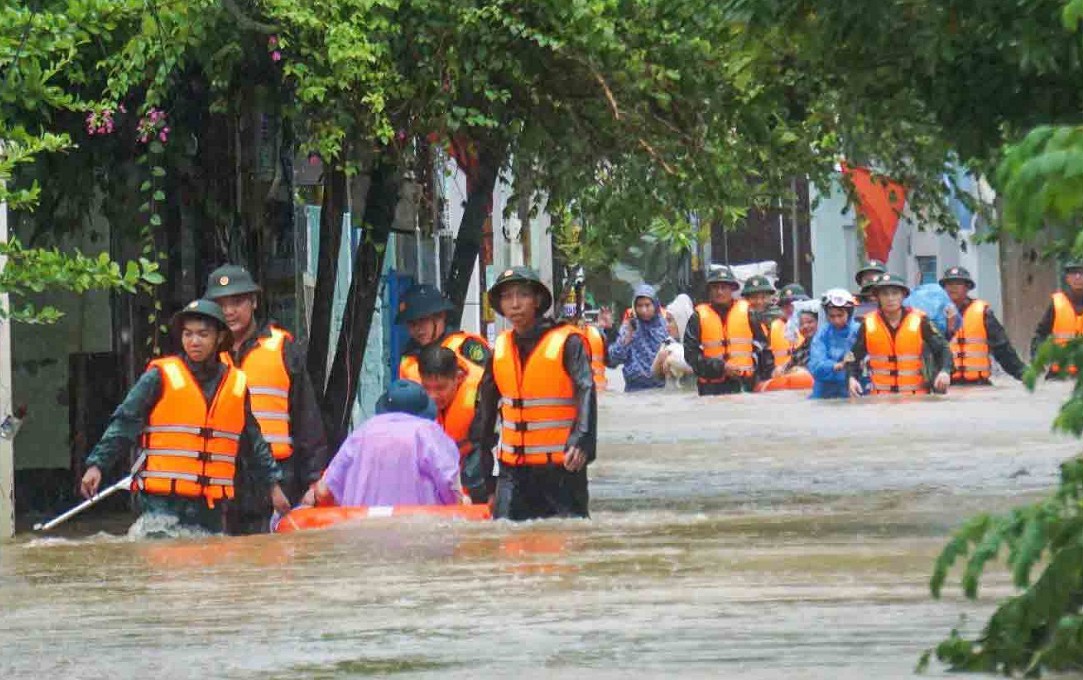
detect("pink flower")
(119, 104), (127, 113)
(158, 131), (168, 142)
(139, 135), (149, 144)
(271, 51), (282, 62)
(268, 35), (278, 47)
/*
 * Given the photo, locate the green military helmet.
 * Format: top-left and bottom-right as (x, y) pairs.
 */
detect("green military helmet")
(171, 298), (230, 334)
(705, 265), (740, 289)
(205, 264), (261, 300)
(1064, 261), (1083, 274)
(939, 265), (975, 290)
(742, 275), (775, 296)
(854, 258), (887, 285)
(777, 282), (810, 303)
(396, 284), (455, 324)
(487, 266), (553, 316)
(868, 272), (910, 297)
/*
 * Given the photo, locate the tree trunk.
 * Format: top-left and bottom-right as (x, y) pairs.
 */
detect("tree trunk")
(444, 141), (504, 327)
(320, 162), (400, 449)
(306, 164), (347, 391)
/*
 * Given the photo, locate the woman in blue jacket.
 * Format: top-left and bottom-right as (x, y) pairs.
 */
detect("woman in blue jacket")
(808, 289), (862, 399)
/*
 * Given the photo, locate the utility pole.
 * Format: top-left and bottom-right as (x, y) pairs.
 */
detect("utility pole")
(0, 152), (13, 540)
(791, 176), (801, 287)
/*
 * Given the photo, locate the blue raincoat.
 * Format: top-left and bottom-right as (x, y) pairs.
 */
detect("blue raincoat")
(808, 319), (861, 399)
(608, 284), (670, 391)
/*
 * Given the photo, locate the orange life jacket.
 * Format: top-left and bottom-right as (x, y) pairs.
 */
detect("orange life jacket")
(224, 327), (293, 460)
(695, 300), (755, 383)
(136, 357), (247, 507)
(865, 310), (928, 395)
(951, 300), (991, 382)
(493, 325), (583, 466)
(1050, 292), (1083, 376)
(437, 361), (483, 458)
(769, 317), (794, 367)
(584, 325), (608, 391)
(399, 331), (490, 383)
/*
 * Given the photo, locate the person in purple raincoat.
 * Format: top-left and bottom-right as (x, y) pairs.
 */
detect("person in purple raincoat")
(313, 380), (462, 507)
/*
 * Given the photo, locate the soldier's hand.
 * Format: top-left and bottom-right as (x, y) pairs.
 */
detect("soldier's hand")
(80, 466), (102, 499)
(564, 446), (587, 472)
(270, 484), (292, 516)
(299, 485), (317, 508)
(848, 377), (864, 398)
(933, 371), (951, 394)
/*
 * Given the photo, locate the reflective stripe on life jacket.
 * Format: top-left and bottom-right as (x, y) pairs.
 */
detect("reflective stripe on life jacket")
(137, 357), (247, 507)
(585, 325), (608, 391)
(769, 317), (793, 367)
(1050, 292), (1083, 376)
(865, 310), (928, 395)
(437, 361), (483, 458)
(951, 300), (991, 382)
(695, 300), (755, 383)
(493, 325), (583, 466)
(226, 327), (293, 460)
(399, 331), (491, 383)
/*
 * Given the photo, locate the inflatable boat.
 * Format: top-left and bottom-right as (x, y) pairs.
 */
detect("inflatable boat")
(755, 368), (814, 392)
(274, 504), (492, 533)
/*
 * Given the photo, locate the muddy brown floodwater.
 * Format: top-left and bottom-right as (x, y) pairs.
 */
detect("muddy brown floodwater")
(1, 381), (1079, 679)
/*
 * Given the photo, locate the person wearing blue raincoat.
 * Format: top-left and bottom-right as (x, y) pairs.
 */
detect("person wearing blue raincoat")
(608, 284), (671, 391)
(808, 289), (862, 399)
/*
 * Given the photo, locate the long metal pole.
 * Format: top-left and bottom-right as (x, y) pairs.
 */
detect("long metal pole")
(790, 176), (800, 286)
(32, 475), (132, 532)
(0, 150), (12, 541)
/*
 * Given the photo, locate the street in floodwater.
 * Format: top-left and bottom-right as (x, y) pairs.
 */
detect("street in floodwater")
(1, 381), (1080, 679)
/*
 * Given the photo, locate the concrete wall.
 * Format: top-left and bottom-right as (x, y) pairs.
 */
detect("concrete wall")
(12, 218), (113, 471)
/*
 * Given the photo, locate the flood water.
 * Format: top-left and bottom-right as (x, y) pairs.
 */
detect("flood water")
(2, 381), (1079, 679)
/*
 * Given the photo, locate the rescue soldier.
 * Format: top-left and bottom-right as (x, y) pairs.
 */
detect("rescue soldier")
(396, 284), (490, 382)
(584, 323), (609, 391)
(853, 259), (886, 323)
(204, 264), (330, 534)
(1032, 261), (1083, 378)
(770, 283), (810, 372)
(742, 275), (775, 326)
(847, 274), (953, 397)
(939, 266), (1026, 385)
(684, 266), (774, 395)
(418, 345), (482, 474)
(469, 267), (596, 519)
(855, 258), (888, 289)
(79, 300), (290, 534)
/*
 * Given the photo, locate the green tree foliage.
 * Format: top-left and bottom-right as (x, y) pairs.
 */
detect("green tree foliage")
(1, 1), (162, 322)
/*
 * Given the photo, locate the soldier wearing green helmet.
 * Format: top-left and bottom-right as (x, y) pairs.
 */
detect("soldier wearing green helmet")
(1031, 261), (1083, 377)
(468, 267), (596, 520)
(683, 265), (774, 395)
(203, 264), (330, 533)
(846, 273), (952, 397)
(939, 266), (1026, 385)
(79, 298), (290, 535)
(395, 283), (491, 382)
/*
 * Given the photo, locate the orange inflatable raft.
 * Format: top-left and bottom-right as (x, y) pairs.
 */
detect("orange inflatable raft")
(755, 368), (814, 392)
(274, 504), (492, 533)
